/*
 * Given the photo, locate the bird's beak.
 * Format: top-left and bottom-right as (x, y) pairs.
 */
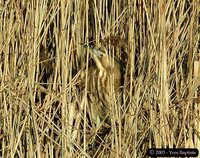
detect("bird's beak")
(88, 47), (105, 58)
(83, 45), (105, 58)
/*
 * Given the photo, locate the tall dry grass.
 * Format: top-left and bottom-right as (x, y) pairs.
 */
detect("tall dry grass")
(0, 0), (199, 157)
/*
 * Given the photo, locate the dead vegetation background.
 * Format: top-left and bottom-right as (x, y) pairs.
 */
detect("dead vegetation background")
(0, 0), (199, 157)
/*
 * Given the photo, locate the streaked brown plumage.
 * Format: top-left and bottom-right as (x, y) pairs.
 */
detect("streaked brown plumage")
(81, 45), (123, 124)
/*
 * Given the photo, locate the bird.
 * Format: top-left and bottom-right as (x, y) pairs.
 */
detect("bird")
(80, 45), (123, 126)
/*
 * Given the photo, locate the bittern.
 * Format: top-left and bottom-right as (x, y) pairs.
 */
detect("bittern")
(81, 45), (123, 125)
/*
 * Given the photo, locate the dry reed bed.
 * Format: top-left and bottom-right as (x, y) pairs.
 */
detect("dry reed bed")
(0, 0), (199, 157)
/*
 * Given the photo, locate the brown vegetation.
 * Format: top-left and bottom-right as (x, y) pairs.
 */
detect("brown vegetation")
(0, 0), (199, 157)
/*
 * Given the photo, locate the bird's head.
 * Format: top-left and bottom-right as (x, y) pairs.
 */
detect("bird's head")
(85, 45), (111, 72)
